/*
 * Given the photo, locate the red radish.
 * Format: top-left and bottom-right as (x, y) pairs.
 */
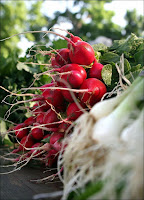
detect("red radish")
(12, 135), (34, 153)
(19, 135), (34, 150)
(24, 116), (36, 126)
(43, 103), (85, 126)
(45, 153), (57, 167)
(68, 35), (82, 49)
(52, 63), (87, 81)
(14, 123), (29, 139)
(60, 70), (85, 88)
(28, 142), (42, 157)
(22, 94), (44, 103)
(31, 125), (44, 140)
(63, 34), (95, 65)
(42, 127), (59, 134)
(51, 27), (82, 48)
(40, 101), (51, 111)
(51, 57), (60, 68)
(43, 130), (62, 142)
(41, 143), (51, 151)
(42, 88), (64, 108)
(55, 48), (71, 66)
(69, 41), (95, 65)
(43, 109), (59, 128)
(43, 142), (59, 166)
(37, 31), (95, 66)
(50, 133), (67, 153)
(50, 132), (64, 152)
(31, 101), (50, 114)
(47, 149), (58, 156)
(43, 133), (51, 139)
(50, 64), (87, 88)
(36, 112), (45, 124)
(61, 64), (87, 78)
(70, 35), (82, 43)
(50, 132), (64, 145)
(66, 102), (85, 121)
(58, 122), (70, 133)
(40, 82), (56, 92)
(53, 141), (62, 152)
(46, 159), (57, 167)
(30, 142), (41, 153)
(78, 78), (107, 107)
(31, 103), (44, 114)
(89, 61), (104, 80)
(29, 95), (45, 102)
(55, 102), (67, 112)
(61, 89), (78, 102)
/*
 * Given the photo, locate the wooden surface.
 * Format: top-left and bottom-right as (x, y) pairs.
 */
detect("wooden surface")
(0, 149), (63, 200)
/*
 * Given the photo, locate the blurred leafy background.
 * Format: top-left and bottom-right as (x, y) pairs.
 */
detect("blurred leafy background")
(0, 0), (144, 135)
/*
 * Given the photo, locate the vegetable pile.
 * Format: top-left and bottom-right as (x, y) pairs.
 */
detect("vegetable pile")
(56, 34), (144, 200)
(2, 30), (108, 169)
(1, 31), (143, 200)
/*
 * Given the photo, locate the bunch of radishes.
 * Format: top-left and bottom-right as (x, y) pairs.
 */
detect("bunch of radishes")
(10, 30), (107, 167)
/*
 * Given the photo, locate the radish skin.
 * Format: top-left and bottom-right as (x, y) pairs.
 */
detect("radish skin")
(24, 116), (36, 126)
(89, 62), (104, 80)
(69, 41), (95, 65)
(42, 88), (64, 108)
(14, 123), (29, 139)
(55, 48), (71, 66)
(51, 57), (61, 68)
(79, 78), (107, 107)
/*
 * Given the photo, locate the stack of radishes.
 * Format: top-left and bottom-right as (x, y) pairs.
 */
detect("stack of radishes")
(10, 31), (107, 167)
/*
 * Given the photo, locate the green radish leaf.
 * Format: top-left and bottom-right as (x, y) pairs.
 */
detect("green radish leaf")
(100, 52), (120, 64)
(136, 42), (144, 52)
(125, 69), (143, 83)
(41, 136), (51, 143)
(0, 134), (13, 147)
(95, 51), (101, 62)
(40, 75), (52, 85)
(16, 62), (30, 71)
(116, 57), (132, 75)
(92, 43), (107, 52)
(115, 33), (138, 54)
(18, 57), (27, 62)
(16, 62), (38, 73)
(134, 50), (144, 66)
(124, 58), (131, 74)
(101, 64), (112, 86)
(131, 64), (143, 72)
(110, 34), (143, 58)
(109, 39), (125, 51)
(52, 39), (67, 49)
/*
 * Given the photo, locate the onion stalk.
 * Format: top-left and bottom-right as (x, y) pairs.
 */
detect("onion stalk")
(91, 76), (143, 144)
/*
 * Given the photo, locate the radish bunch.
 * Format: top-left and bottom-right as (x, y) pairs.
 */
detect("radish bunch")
(10, 31), (107, 168)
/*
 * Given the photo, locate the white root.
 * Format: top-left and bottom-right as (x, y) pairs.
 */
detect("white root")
(59, 113), (107, 199)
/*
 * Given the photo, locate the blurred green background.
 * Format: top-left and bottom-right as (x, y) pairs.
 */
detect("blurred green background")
(0, 0), (144, 135)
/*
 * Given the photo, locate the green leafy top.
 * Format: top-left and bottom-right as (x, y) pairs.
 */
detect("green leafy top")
(93, 33), (144, 91)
